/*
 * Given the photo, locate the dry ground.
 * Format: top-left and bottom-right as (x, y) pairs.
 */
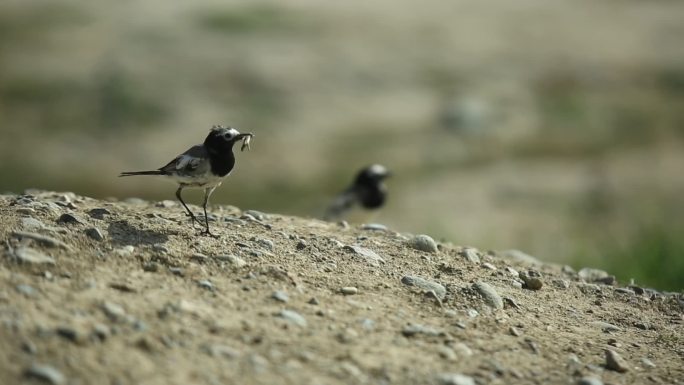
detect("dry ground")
(1, 191), (683, 385)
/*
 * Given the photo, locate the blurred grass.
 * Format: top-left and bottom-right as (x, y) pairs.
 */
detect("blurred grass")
(197, 5), (313, 34)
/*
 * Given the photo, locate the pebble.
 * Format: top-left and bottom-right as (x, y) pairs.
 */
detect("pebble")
(93, 324), (110, 340)
(509, 326), (522, 336)
(272, 291), (289, 302)
(341, 287), (358, 295)
(243, 210), (268, 220)
(11, 231), (71, 250)
(460, 248), (480, 263)
(519, 270), (543, 290)
(169, 267), (184, 277)
(472, 281), (504, 310)
(451, 343), (473, 357)
(142, 262), (159, 272)
(577, 377), (604, 385)
(21, 217), (45, 231)
(153, 244), (170, 254)
(16, 284), (37, 297)
(402, 324), (442, 337)
(591, 321), (621, 332)
(437, 345), (457, 361)
(307, 297), (319, 305)
(88, 208), (111, 219)
(85, 227), (105, 241)
(578, 283), (602, 294)
(114, 245), (135, 257)
(197, 280), (214, 291)
(481, 262), (497, 270)
(277, 310), (307, 327)
(295, 240), (307, 250)
(256, 238), (274, 251)
(579, 267), (609, 282)
(605, 349), (629, 372)
(343, 245), (386, 266)
(408, 234), (438, 253)
(505, 267), (519, 277)
(202, 344), (241, 359)
(102, 301), (126, 322)
(21, 340), (37, 354)
(552, 279), (570, 289)
(24, 364), (65, 385)
(57, 213), (85, 225)
(437, 373), (476, 385)
(189, 253), (208, 263)
(640, 357), (656, 369)
(215, 255), (247, 267)
(13, 247), (55, 265)
(401, 276), (446, 300)
(361, 223), (387, 231)
(56, 326), (80, 343)
(156, 200), (176, 208)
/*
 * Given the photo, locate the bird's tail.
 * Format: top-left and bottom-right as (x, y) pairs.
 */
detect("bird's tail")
(119, 170), (165, 177)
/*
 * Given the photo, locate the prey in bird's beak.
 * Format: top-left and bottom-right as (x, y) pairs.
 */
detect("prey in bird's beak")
(238, 133), (254, 152)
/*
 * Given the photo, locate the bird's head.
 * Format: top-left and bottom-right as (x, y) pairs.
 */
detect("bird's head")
(205, 125), (254, 153)
(355, 164), (391, 187)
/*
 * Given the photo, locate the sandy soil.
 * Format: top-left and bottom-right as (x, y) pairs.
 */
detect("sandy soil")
(1, 191), (682, 385)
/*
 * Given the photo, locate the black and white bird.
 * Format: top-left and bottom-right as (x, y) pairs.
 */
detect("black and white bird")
(119, 125), (253, 237)
(324, 164), (391, 222)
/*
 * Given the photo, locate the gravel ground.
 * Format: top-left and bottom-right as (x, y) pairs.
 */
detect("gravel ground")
(1, 191), (683, 385)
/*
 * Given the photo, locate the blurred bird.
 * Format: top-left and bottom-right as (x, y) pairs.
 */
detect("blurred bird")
(119, 125), (253, 237)
(324, 164), (391, 223)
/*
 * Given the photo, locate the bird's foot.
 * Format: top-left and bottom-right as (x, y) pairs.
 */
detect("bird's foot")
(199, 228), (219, 238)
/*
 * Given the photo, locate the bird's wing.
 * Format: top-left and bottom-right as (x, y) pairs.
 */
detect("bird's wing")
(158, 145), (208, 175)
(323, 189), (358, 221)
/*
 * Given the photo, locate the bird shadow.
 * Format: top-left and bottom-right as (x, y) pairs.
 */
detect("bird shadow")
(107, 220), (170, 247)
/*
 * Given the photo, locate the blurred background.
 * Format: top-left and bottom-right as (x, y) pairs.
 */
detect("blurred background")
(1, 0), (683, 290)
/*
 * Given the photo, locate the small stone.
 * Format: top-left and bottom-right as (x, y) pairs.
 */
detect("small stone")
(505, 267), (519, 277)
(452, 343), (473, 357)
(24, 364), (65, 385)
(577, 377), (604, 385)
(472, 281), (503, 310)
(153, 244), (170, 254)
(596, 275), (616, 285)
(628, 285), (645, 295)
(578, 283), (602, 294)
(202, 344), (241, 359)
(361, 223), (387, 231)
(93, 324), (110, 340)
(142, 262), (159, 272)
(481, 262), (497, 270)
(277, 310), (307, 327)
(21, 340), (37, 354)
(243, 210), (268, 220)
(21, 217), (45, 231)
(402, 324), (442, 337)
(215, 255), (247, 267)
(640, 357), (656, 369)
(256, 238), (274, 251)
(552, 279), (570, 289)
(343, 245), (386, 266)
(295, 240), (307, 250)
(156, 200), (176, 208)
(13, 247), (55, 265)
(11, 232), (71, 250)
(460, 248), (480, 263)
(85, 227), (105, 241)
(189, 253), (208, 263)
(401, 276), (446, 300)
(197, 280), (214, 291)
(579, 267), (609, 282)
(307, 297), (319, 305)
(437, 346), (457, 361)
(437, 373), (476, 385)
(341, 287), (358, 295)
(169, 267), (184, 276)
(88, 208), (111, 219)
(408, 234), (438, 253)
(57, 213), (85, 225)
(102, 301), (126, 322)
(114, 245), (135, 257)
(519, 270), (543, 290)
(272, 291), (289, 303)
(605, 349), (629, 372)
(591, 321), (621, 332)
(56, 326), (80, 343)
(16, 284), (37, 297)
(509, 326), (522, 336)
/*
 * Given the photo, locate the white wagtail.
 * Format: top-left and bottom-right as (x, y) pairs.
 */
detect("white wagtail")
(119, 125), (253, 237)
(324, 164), (391, 222)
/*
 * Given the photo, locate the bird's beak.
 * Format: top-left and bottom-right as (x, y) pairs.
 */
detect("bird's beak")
(237, 133), (254, 140)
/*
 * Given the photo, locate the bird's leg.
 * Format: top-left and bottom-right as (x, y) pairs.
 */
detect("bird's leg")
(200, 187), (218, 237)
(175, 187), (200, 227)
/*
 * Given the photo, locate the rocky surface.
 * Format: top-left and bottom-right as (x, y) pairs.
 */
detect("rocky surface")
(1, 191), (683, 385)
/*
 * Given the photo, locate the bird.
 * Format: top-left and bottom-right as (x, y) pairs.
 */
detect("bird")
(324, 164), (391, 222)
(119, 125), (253, 237)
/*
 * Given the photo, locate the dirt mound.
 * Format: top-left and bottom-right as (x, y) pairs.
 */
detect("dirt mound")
(1, 191), (682, 385)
